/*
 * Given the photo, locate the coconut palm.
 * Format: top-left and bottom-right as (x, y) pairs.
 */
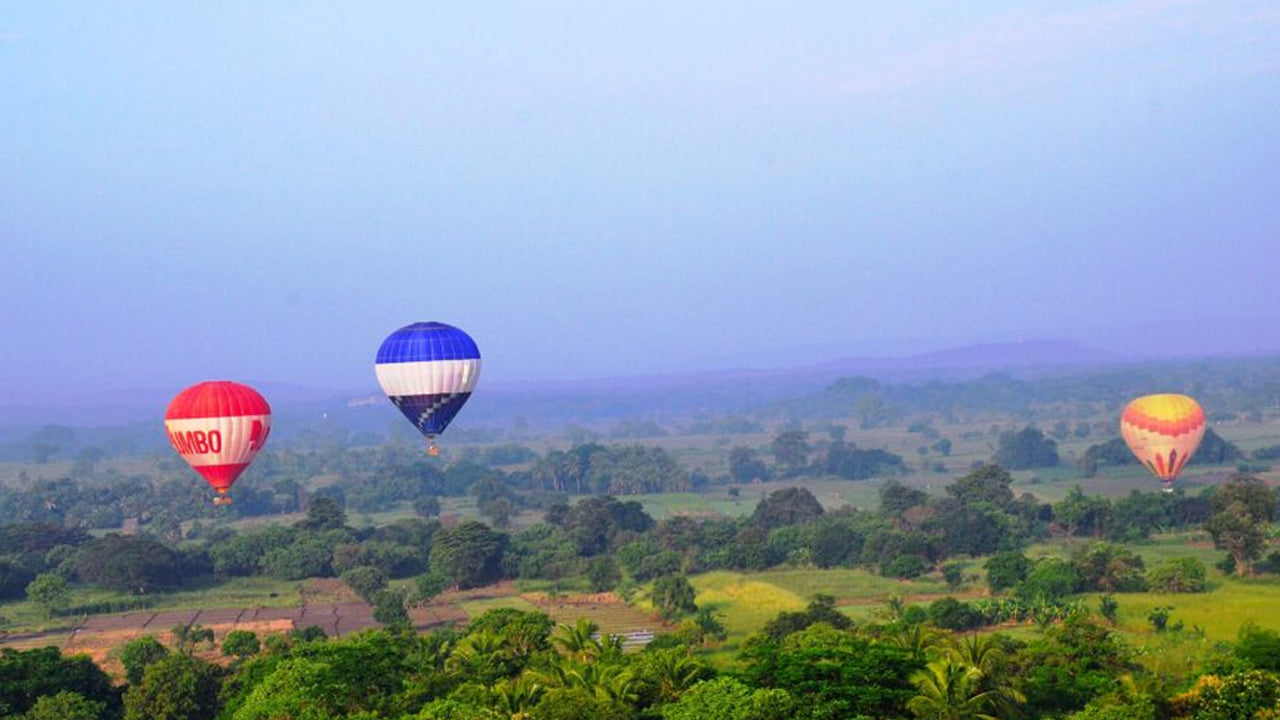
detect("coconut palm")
(552, 618), (600, 662)
(908, 657), (1024, 720)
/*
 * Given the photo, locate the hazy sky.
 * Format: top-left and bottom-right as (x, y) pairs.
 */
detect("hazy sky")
(3, 1), (1279, 393)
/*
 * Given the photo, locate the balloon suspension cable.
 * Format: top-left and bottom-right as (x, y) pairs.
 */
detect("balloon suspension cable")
(425, 436), (439, 457)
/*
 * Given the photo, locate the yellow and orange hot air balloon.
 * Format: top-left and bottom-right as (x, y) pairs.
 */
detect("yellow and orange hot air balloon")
(1120, 393), (1206, 491)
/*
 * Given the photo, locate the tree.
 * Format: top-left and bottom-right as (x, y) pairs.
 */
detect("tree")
(908, 657), (1021, 720)
(0, 647), (120, 719)
(881, 481), (930, 518)
(295, 496), (348, 532)
(429, 520), (506, 589)
(660, 677), (795, 720)
(1072, 542), (1147, 592)
(25, 573), (70, 618)
(728, 447), (769, 483)
(993, 428), (1059, 470)
(742, 624), (920, 719)
(1207, 474), (1277, 576)
(652, 576), (698, 620)
(413, 571), (449, 605)
(1146, 557), (1207, 593)
(170, 623), (214, 655)
(947, 465), (1015, 510)
(23, 691), (106, 720)
(1018, 557), (1081, 602)
(984, 551), (1032, 593)
(751, 487), (824, 530)
(586, 556), (622, 592)
(122, 654), (220, 720)
(72, 534), (180, 594)
(221, 631), (260, 661)
(119, 636), (169, 686)
(413, 495), (442, 518)
(770, 431), (811, 476)
(341, 565), (389, 603)
(372, 587), (411, 628)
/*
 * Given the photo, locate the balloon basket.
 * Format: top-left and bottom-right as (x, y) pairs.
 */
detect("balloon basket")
(1160, 483), (1174, 494)
(213, 495), (233, 506)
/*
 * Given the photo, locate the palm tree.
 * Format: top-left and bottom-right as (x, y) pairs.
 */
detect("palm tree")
(638, 648), (711, 703)
(552, 618), (600, 662)
(886, 622), (944, 661)
(495, 676), (543, 720)
(946, 633), (1001, 673)
(908, 657), (1024, 720)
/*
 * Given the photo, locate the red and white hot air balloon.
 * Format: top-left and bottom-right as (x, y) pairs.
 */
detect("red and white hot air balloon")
(164, 381), (271, 505)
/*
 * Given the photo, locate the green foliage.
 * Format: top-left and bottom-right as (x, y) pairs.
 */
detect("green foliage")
(984, 551), (1032, 593)
(758, 595), (851, 642)
(947, 464), (1016, 509)
(171, 623), (215, 655)
(729, 446), (769, 483)
(0, 647), (120, 719)
(1146, 557), (1208, 593)
(823, 442), (905, 480)
(585, 555), (622, 592)
(652, 576), (698, 620)
(294, 497), (348, 532)
(1207, 474), (1277, 575)
(262, 535), (335, 580)
(123, 654), (221, 720)
(751, 487), (823, 530)
(372, 587), (411, 628)
(742, 624), (921, 720)
(72, 534), (180, 594)
(1017, 557), (1080, 602)
(660, 676), (795, 720)
(770, 430), (811, 475)
(1098, 594), (1119, 625)
(1178, 670), (1280, 720)
(994, 428), (1059, 470)
(941, 562), (965, 590)
(927, 597), (984, 631)
(413, 570), (449, 603)
(119, 635), (169, 686)
(1072, 542), (1147, 592)
(1234, 623), (1280, 672)
(25, 572), (69, 616)
(221, 630), (261, 661)
(1014, 615), (1133, 716)
(22, 690), (107, 720)
(340, 565), (389, 603)
(429, 520), (506, 589)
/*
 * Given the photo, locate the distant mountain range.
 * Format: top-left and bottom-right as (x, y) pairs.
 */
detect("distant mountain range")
(3, 324), (1277, 430)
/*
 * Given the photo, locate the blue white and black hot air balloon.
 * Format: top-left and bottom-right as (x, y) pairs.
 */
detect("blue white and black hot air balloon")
(375, 322), (481, 455)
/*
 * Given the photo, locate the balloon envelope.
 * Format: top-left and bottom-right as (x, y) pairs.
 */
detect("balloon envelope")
(165, 381), (271, 504)
(1120, 393), (1205, 486)
(375, 322), (481, 447)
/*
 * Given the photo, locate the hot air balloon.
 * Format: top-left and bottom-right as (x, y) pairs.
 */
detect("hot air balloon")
(375, 321), (481, 456)
(1120, 393), (1206, 492)
(164, 381), (272, 505)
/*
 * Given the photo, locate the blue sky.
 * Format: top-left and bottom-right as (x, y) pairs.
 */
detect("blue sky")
(2, 1), (1278, 393)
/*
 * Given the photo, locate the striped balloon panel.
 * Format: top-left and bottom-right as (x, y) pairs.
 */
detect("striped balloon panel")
(375, 322), (481, 437)
(165, 381), (272, 494)
(1119, 393), (1206, 482)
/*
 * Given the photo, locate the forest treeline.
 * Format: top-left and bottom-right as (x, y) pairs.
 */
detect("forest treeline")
(8, 577), (1280, 720)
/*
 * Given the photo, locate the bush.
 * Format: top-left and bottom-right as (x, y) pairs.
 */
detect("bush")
(927, 597), (984, 630)
(882, 555), (928, 579)
(1146, 557), (1208, 593)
